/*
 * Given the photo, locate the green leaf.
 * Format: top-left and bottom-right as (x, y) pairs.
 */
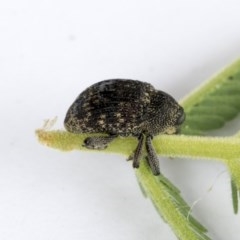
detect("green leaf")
(136, 159), (211, 240)
(179, 60), (240, 215)
(231, 179), (238, 214)
(181, 59), (240, 136)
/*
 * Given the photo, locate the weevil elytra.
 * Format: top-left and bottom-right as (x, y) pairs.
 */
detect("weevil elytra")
(64, 79), (185, 175)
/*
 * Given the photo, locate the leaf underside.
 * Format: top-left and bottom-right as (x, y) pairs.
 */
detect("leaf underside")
(157, 175), (211, 240)
(137, 161), (211, 240)
(181, 60), (240, 136)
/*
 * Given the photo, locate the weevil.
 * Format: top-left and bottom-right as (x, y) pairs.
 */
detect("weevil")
(64, 79), (185, 175)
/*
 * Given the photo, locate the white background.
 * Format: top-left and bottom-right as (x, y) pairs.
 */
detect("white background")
(1, 1), (240, 239)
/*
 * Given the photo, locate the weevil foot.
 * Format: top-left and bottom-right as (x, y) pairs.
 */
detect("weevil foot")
(83, 135), (117, 150)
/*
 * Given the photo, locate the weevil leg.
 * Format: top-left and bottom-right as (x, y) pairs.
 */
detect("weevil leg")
(132, 133), (144, 169)
(83, 135), (117, 150)
(145, 135), (160, 175)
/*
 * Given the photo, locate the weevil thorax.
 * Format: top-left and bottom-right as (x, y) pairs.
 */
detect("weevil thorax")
(144, 90), (185, 136)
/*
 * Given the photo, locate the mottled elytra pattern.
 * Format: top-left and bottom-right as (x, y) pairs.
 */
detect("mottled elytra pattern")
(64, 79), (185, 175)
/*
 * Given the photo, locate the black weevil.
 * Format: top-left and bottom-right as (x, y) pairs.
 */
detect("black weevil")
(64, 79), (185, 175)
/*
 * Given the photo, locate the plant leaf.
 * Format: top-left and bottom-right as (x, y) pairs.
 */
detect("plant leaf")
(136, 159), (211, 240)
(180, 59), (240, 136)
(231, 179), (238, 214)
(180, 60), (240, 214)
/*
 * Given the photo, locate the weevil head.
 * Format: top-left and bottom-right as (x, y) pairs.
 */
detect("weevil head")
(144, 90), (185, 135)
(164, 104), (185, 134)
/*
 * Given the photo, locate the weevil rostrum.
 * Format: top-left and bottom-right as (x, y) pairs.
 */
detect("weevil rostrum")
(64, 79), (185, 175)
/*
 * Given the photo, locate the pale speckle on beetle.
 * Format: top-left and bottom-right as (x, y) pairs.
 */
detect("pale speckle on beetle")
(64, 79), (185, 175)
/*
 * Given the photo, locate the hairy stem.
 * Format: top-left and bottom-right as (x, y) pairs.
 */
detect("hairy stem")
(36, 129), (240, 164)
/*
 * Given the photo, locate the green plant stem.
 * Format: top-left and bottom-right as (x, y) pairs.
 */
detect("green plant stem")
(153, 135), (240, 161)
(36, 128), (240, 196)
(36, 128), (215, 240)
(36, 129), (240, 163)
